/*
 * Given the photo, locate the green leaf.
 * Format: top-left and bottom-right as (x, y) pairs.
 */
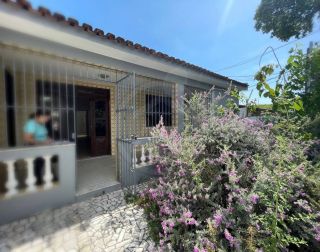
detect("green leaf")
(264, 83), (276, 97)
(292, 99), (303, 111)
(288, 55), (294, 64)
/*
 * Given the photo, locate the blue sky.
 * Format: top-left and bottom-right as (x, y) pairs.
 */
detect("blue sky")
(29, 0), (320, 104)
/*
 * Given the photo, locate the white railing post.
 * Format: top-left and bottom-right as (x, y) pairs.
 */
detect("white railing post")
(148, 146), (153, 163)
(43, 155), (53, 189)
(25, 158), (36, 192)
(5, 160), (18, 197)
(140, 145), (146, 165)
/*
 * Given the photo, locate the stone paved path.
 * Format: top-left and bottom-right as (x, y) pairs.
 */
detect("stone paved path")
(0, 189), (155, 252)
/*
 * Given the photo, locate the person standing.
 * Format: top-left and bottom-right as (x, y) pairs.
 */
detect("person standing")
(23, 109), (52, 185)
(23, 109), (51, 145)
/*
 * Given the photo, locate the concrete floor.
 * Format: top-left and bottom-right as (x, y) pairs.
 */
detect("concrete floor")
(76, 156), (119, 196)
(0, 186), (154, 252)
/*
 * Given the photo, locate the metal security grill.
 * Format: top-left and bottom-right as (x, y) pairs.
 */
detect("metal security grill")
(116, 73), (177, 188)
(0, 43), (177, 189)
(116, 72), (136, 140)
(185, 85), (228, 107)
(0, 44), (122, 149)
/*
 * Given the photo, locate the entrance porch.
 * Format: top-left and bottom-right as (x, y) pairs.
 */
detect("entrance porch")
(0, 44), (177, 224)
(76, 156), (119, 198)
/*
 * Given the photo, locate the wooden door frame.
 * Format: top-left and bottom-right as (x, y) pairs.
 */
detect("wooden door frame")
(75, 86), (111, 157)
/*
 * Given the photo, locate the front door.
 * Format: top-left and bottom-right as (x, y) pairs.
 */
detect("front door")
(91, 98), (110, 156)
(76, 87), (111, 158)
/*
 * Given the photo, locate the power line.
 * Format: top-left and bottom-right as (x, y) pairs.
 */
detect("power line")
(214, 29), (320, 73)
(228, 71), (281, 78)
(244, 76), (281, 91)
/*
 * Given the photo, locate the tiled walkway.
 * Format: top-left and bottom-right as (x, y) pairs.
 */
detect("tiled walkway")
(76, 156), (118, 196)
(0, 189), (154, 252)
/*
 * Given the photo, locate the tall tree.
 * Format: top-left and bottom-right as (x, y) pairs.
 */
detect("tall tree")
(254, 0), (320, 41)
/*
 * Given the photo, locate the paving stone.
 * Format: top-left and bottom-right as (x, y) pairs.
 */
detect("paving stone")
(0, 187), (155, 251)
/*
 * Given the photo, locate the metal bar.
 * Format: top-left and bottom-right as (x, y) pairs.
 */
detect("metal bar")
(132, 142), (136, 192)
(41, 62), (44, 112)
(57, 61), (62, 142)
(1, 55), (5, 110)
(32, 61), (36, 112)
(23, 59), (27, 127)
(65, 65), (69, 141)
(161, 80), (164, 126)
(1, 55), (9, 146)
(116, 73), (131, 84)
(124, 73), (127, 138)
(72, 64), (76, 143)
(50, 61), (54, 139)
(12, 57), (17, 146)
(133, 72), (136, 138)
(153, 79), (155, 127)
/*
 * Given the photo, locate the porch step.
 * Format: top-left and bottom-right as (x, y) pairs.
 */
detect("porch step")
(75, 182), (121, 202)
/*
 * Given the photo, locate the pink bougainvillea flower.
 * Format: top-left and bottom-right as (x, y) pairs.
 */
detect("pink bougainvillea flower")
(183, 210), (192, 218)
(213, 212), (223, 227)
(250, 194), (259, 204)
(224, 229), (236, 247)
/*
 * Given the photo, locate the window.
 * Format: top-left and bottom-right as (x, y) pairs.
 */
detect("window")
(5, 70), (16, 146)
(36, 81), (75, 142)
(145, 94), (172, 127)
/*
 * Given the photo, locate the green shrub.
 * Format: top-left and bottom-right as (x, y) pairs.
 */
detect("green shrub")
(138, 92), (320, 251)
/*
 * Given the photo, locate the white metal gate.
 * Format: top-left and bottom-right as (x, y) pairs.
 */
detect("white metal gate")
(116, 72), (136, 187)
(116, 72), (162, 189)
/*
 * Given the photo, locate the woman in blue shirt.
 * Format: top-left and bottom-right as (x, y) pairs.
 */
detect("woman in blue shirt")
(23, 109), (51, 145)
(23, 109), (52, 185)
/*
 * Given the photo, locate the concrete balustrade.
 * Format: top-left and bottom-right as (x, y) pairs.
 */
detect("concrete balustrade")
(1, 155), (56, 199)
(5, 160), (18, 197)
(118, 137), (156, 189)
(25, 157), (36, 192)
(0, 143), (76, 225)
(0, 143), (75, 200)
(43, 155), (54, 190)
(133, 143), (155, 168)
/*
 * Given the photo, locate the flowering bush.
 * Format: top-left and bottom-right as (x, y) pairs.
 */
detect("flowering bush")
(138, 91), (320, 251)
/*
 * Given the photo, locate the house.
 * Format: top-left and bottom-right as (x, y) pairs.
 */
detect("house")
(0, 0), (247, 224)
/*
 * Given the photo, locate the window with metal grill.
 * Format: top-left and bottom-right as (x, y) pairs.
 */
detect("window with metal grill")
(145, 94), (172, 127)
(36, 81), (75, 142)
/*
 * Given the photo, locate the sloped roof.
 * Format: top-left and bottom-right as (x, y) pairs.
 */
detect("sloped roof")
(1, 0), (248, 88)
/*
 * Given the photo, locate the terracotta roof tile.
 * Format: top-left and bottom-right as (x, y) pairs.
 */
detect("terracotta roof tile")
(141, 46), (148, 52)
(116, 36), (126, 45)
(94, 28), (104, 36)
(82, 23), (93, 32)
(67, 17), (79, 27)
(38, 6), (51, 17)
(53, 12), (65, 22)
(149, 49), (156, 55)
(134, 43), (142, 50)
(1, 0), (247, 88)
(125, 40), (134, 47)
(105, 33), (115, 40)
(17, 0), (31, 10)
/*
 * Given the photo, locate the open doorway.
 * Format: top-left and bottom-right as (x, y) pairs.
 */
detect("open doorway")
(75, 86), (118, 198)
(76, 86), (111, 159)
